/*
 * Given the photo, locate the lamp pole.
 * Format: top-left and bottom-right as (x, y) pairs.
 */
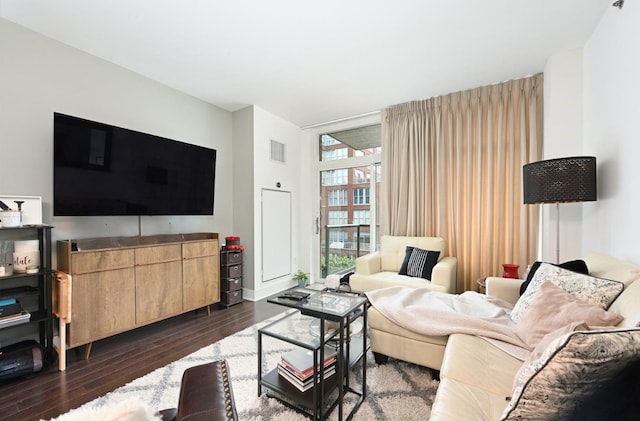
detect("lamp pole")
(555, 202), (560, 264)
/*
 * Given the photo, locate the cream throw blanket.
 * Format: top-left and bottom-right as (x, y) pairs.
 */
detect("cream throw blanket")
(366, 286), (529, 351)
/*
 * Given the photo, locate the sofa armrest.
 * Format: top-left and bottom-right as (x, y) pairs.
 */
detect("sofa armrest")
(355, 251), (381, 275)
(429, 256), (457, 293)
(485, 277), (525, 305)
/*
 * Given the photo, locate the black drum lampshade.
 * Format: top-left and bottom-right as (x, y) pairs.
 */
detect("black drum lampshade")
(523, 156), (597, 204)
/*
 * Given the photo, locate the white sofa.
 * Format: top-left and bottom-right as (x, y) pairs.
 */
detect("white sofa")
(366, 253), (640, 420)
(349, 235), (457, 293)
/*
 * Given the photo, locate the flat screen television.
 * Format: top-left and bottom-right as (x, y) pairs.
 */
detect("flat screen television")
(53, 113), (216, 216)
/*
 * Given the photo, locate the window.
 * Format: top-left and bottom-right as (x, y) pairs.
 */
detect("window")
(322, 148), (348, 161)
(329, 230), (349, 245)
(356, 232), (371, 251)
(353, 210), (370, 225)
(318, 123), (382, 277)
(322, 169), (348, 186)
(354, 169), (369, 184)
(328, 210), (348, 225)
(353, 188), (370, 205)
(328, 189), (347, 206)
(321, 135), (340, 146)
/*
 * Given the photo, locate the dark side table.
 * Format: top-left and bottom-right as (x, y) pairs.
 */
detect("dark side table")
(259, 289), (369, 420)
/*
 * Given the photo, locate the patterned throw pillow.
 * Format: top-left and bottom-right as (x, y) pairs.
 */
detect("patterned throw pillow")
(501, 328), (640, 420)
(510, 262), (623, 323)
(519, 259), (589, 295)
(398, 246), (440, 280)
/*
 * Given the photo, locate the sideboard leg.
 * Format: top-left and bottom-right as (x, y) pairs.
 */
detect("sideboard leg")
(84, 343), (93, 360)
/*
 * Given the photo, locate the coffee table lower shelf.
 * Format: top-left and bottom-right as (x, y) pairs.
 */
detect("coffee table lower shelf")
(259, 339), (368, 420)
(261, 369), (341, 416)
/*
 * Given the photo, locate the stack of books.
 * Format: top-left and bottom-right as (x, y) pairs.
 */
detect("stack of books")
(278, 346), (337, 392)
(0, 298), (30, 328)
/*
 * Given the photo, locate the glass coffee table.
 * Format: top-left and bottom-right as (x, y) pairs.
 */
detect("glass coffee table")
(258, 289), (369, 420)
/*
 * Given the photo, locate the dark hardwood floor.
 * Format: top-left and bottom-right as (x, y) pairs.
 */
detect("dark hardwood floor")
(0, 298), (286, 421)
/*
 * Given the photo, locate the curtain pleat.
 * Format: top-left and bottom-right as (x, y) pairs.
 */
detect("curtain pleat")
(381, 74), (543, 292)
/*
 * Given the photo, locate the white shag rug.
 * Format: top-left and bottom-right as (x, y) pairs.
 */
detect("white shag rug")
(52, 311), (439, 420)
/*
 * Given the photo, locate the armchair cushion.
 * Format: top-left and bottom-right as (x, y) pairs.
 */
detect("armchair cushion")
(398, 246), (440, 279)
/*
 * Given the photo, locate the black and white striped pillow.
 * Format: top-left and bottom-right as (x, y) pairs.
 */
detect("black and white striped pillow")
(398, 246), (440, 280)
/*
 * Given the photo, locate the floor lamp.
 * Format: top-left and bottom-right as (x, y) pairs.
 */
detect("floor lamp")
(523, 156), (597, 263)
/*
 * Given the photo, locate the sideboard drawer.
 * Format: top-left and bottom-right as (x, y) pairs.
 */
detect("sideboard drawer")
(71, 249), (134, 274)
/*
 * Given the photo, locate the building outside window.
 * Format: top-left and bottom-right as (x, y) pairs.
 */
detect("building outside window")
(353, 210), (370, 225)
(321, 134), (340, 146)
(322, 147), (348, 161)
(328, 189), (348, 206)
(322, 169), (348, 186)
(354, 169), (369, 184)
(353, 188), (370, 205)
(329, 230), (349, 244)
(319, 124), (381, 277)
(328, 210), (348, 225)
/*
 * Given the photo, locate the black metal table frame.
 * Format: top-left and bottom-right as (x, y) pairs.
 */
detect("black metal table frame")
(258, 290), (369, 420)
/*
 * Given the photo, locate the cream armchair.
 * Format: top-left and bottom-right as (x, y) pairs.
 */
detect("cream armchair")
(349, 235), (457, 293)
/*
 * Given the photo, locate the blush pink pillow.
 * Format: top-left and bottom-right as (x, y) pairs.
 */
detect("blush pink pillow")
(514, 280), (623, 349)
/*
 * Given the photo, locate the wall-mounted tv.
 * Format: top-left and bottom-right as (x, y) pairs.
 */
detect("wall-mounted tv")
(53, 113), (216, 216)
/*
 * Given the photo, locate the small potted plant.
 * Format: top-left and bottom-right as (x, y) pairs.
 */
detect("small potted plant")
(293, 270), (309, 287)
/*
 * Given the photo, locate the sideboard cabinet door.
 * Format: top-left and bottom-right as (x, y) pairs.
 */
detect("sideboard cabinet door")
(135, 244), (183, 324)
(70, 268), (136, 347)
(182, 240), (220, 311)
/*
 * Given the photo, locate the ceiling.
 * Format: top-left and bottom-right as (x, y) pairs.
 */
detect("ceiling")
(0, 0), (612, 128)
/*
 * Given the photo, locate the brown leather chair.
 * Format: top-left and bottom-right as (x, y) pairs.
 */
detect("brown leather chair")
(158, 359), (238, 421)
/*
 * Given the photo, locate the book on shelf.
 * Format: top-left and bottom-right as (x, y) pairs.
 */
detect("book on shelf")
(279, 356), (336, 381)
(0, 310), (30, 328)
(278, 363), (336, 392)
(280, 345), (337, 379)
(0, 298), (17, 307)
(0, 302), (22, 318)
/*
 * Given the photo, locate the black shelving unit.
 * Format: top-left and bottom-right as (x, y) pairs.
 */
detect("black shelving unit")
(0, 225), (54, 367)
(220, 248), (243, 307)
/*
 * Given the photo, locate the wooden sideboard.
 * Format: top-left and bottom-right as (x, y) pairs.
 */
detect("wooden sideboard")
(54, 233), (219, 370)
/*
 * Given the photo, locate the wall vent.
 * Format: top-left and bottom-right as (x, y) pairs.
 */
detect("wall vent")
(270, 140), (285, 163)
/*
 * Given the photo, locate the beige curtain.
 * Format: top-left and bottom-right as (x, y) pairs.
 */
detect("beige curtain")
(381, 74), (543, 292)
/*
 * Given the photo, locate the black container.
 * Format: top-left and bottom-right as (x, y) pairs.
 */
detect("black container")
(0, 340), (44, 381)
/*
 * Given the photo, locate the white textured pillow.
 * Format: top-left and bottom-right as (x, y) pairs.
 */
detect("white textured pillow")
(510, 262), (623, 322)
(501, 327), (640, 420)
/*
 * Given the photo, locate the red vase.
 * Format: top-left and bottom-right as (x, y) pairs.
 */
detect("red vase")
(502, 264), (520, 279)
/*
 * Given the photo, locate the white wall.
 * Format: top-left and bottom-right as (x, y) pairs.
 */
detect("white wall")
(0, 18), (234, 265)
(582, 2), (640, 263)
(232, 105), (303, 301)
(542, 50), (585, 262)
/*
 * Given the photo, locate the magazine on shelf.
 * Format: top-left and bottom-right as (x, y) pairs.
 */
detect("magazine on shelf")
(280, 345), (337, 378)
(279, 355), (336, 381)
(278, 364), (336, 392)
